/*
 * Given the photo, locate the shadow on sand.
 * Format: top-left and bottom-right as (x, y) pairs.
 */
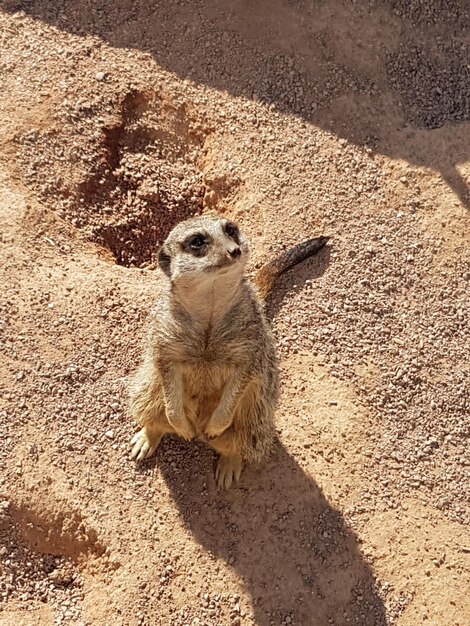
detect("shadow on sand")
(151, 437), (387, 626)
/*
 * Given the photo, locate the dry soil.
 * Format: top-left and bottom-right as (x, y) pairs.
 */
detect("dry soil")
(0, 1), (469, 626)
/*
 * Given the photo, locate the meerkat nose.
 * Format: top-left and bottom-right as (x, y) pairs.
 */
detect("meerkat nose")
(228, 247), (241, 259)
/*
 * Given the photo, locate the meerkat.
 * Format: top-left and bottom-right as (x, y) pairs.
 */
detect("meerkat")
(128, 215), (328, 489)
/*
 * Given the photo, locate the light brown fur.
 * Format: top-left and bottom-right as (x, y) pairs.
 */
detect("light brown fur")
(128, 215), (327, 489)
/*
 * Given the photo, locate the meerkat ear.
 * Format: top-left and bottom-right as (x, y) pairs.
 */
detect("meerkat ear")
(158, 245), (172, 276)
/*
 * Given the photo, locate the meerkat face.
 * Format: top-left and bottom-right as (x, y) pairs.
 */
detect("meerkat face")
(158, 216), (249, 285)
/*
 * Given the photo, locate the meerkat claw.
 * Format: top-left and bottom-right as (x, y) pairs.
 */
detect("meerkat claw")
(216, 455), (242, 490)
(130, 429), (160, 461)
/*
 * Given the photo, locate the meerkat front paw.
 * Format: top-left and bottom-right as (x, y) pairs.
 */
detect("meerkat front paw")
(204, 414), (231, 440)
(215, 455), (242, 490)
(130, 428), (162, 461)
(167, 415), (196, 442)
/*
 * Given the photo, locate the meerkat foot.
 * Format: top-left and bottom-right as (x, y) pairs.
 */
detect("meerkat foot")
(215, 455), (242, 490)
(130, 428), (162, 461)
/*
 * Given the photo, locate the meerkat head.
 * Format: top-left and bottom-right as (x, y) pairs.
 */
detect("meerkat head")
(157, 215), (249, 286)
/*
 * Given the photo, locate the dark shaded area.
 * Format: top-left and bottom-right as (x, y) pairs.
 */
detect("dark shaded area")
(151, 438), (388, 626)
(386, 43), (470, 130)
(1, 0), (469, 209)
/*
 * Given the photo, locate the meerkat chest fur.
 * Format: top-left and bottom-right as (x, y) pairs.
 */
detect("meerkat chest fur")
(155, 275), (261, 430)
(167, 271), (248, 359)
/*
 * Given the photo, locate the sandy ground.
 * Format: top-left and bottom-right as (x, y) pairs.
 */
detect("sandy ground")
(0, 1), (469, 625)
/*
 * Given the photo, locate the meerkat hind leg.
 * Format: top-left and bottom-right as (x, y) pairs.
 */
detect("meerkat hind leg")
(215, 454), (242, 490)
(130, 426), (163, 461)
(208, 427), (243, 489)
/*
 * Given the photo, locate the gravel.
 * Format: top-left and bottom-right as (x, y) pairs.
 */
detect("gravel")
(0, 1), (469, 624)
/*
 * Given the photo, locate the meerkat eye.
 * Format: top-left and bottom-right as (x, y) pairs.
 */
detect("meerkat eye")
(188, 234), (206, 250)
(225, 222), (239, 241)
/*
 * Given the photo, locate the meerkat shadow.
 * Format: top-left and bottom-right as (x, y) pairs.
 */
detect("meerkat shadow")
(157, 437), (387, 626)
(264, 244), (332, 321)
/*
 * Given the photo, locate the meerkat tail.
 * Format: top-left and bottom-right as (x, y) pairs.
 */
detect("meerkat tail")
(254, 235), (329, 300)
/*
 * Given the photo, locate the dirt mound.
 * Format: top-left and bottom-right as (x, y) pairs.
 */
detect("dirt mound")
(8, 500), (105, 561)
(14, 87), (229, 267)
(0, 497), (100, 623)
